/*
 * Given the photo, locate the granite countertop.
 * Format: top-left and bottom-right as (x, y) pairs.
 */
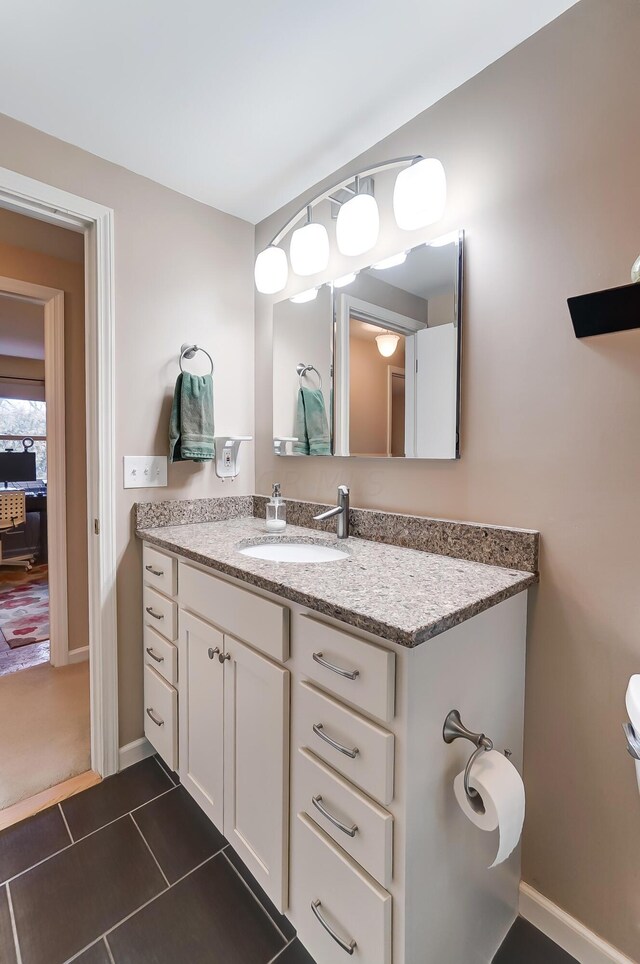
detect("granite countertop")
(137, 516), (537, 648)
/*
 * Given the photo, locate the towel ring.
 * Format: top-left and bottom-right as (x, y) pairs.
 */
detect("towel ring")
(296, 362), (322, 390)
(179, 343), (214, 375)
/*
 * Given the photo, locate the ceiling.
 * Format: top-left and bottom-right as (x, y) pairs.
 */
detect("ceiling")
(0, 294), (45, 360)
(0, 0), (578, 223)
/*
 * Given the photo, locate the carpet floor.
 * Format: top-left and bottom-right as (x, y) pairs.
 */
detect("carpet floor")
(0, 660), (91, 810)
(0, 565), (49, 648)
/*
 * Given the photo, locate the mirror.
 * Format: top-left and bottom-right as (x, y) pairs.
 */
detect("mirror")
(272, 230), (463, 459)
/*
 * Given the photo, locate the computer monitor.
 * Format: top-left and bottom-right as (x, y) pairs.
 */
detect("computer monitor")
(0, 451), (37, 485)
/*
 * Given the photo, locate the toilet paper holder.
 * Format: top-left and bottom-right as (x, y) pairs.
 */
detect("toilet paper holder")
(443, 709), (496, 804)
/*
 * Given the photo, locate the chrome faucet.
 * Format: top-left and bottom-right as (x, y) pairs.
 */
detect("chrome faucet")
(313, 485), (350, 539)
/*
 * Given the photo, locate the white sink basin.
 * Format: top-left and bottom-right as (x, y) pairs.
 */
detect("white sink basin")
(238, 540), (348, 563)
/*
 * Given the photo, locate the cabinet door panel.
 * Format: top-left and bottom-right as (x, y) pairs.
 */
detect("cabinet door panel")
(178, 611), (224, 830)
(223, 636), (290, 912)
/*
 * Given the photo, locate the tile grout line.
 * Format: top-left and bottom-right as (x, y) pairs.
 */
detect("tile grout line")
(267, 937), (297, 964)
(221, 848), (290, 945)
(128, 813), (171, 889)
(3, 784), (178, 889)
(103, 935), (116, 964)
(58, 802), (74, 843)
(152, 755), (177, 786)
(63, 851), (224, 962)
(5, 883), (23, 964)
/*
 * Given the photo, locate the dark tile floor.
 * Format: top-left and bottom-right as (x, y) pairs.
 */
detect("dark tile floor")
(0, 757), (312, 964)
(0, 756), (575, 964)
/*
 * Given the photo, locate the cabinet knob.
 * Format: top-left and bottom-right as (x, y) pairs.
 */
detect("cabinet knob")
(208, 647), (220, 660)
(219, 652), (231, 663)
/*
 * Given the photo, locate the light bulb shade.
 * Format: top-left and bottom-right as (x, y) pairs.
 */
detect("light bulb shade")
(376, 332), (400, 357)
(336, 193), (380, 256)
(289, 221), (330, 276)
(393, 158), (446, 231)
(254, 245), (288, 294)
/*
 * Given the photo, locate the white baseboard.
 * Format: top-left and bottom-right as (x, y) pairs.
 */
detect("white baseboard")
(519, 883), (635, 964)
(118, 737), (155, 771)
(68, 646), (89, 664)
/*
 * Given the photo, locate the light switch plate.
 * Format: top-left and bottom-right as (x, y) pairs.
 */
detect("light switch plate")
(123, 455), (168, 488)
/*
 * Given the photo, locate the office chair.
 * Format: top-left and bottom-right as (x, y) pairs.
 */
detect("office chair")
(0, 491), (35, 570)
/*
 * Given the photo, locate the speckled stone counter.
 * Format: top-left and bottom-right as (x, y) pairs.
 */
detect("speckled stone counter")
(137, 516), (537, 648)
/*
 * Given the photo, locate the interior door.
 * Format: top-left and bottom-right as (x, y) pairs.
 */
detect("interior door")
(223, 635), (290, 911)
(178, 610), (224, 829)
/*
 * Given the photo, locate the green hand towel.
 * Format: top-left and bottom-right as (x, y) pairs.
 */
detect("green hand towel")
(169, 372), (215, 462)
(293, 386), (330, 456)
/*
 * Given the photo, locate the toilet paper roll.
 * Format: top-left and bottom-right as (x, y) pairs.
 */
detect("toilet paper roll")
(453, 749), (525, 868)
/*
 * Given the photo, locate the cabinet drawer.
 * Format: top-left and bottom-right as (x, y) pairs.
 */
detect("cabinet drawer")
(143, 586), (177, 641)
(298, 614), (395, 722)
(144, 664), (177, 771)
(143, 544), (177, 597)
(179, 562), (289, 662)
(295, 813), (391, 964)
(298, 748), (393, 888)
(144, 625), (178, 686)
(299, 682), (394, 806)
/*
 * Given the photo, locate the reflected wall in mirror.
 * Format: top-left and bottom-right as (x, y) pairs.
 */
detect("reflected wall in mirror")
(272, 231), (463, 459)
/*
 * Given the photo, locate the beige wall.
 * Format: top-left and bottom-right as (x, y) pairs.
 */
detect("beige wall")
(255, 0), (640, 956)
(0, 240), (89, 654)
(0, 112), (255, 747)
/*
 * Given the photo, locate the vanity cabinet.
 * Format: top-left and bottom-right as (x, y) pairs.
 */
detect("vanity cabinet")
(141, 540), (528, 963)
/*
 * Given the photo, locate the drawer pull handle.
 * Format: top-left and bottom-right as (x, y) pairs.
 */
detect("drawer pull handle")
(145, 606), (164, 620)
(313, 723), (359, 759)
(146, 707), (164, 727)
(312, 652), (360, 681)
(311, 899), (356, 955)
(145, 647), (164, 664)
(312, 795), (358, 837)
(208, 647), (220, 660)
(145, 564), (164, 577)
(219, 651), (231, 664)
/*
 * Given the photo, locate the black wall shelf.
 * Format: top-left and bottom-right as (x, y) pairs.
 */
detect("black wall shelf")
(568, 282), (640, 338)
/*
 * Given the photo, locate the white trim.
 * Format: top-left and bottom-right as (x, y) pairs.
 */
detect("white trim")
(119, 737), (155, 771)
(0, 165), (118, 778)
(0, 276), (68, 665)
(68, 646), (89, 664)
(519, 883), (636, 964)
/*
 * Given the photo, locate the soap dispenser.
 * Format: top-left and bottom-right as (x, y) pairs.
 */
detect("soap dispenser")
(266, 483), (287, 532)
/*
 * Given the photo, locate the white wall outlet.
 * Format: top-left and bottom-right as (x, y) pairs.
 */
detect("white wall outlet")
(123, 455), (168, 489)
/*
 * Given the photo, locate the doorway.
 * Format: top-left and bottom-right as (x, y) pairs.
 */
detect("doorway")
(0, 166), (118, 821)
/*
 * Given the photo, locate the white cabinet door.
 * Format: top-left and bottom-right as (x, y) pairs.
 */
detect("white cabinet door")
(178, 611), (225, 830)
(223, 635), (290, 912)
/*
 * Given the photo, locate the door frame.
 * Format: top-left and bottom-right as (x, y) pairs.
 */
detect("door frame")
(0, 277), (68, 665)
(0, 166), (118, 777)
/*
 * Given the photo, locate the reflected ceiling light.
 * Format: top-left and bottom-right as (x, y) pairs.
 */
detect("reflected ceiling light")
(372, 252), (407, 270)
(428, 231), (459, 248)
(289, 206), (330, 276)
(393, 158), (446, 231)
(375, 331), (400, 357)
(254, 154), (446, 293)
(334, 272), (357, 288)
(289, 287), (318, 304)
(336, 179), (380, 257)
(254, 245), (288, 294)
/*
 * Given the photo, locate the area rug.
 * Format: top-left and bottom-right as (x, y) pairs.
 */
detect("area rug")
(0, 661), (91, 809)
(0, 565), (50, 648)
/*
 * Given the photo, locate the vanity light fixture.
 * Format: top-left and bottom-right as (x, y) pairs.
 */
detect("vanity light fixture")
(254, 244), (288, 294)
(289, 206), (330, 276)
(254, 154), (446, 294)
(375, 331), (400, 357)
(393, 157), (446, 231)
(289, 287), (319, 304)
(372, 252), (407, 270)
(333, 272), (357, 288)
(336, 176), (380, 257)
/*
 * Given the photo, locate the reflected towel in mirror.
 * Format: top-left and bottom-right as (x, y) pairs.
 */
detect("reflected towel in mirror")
(293, 387), (330, 456)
